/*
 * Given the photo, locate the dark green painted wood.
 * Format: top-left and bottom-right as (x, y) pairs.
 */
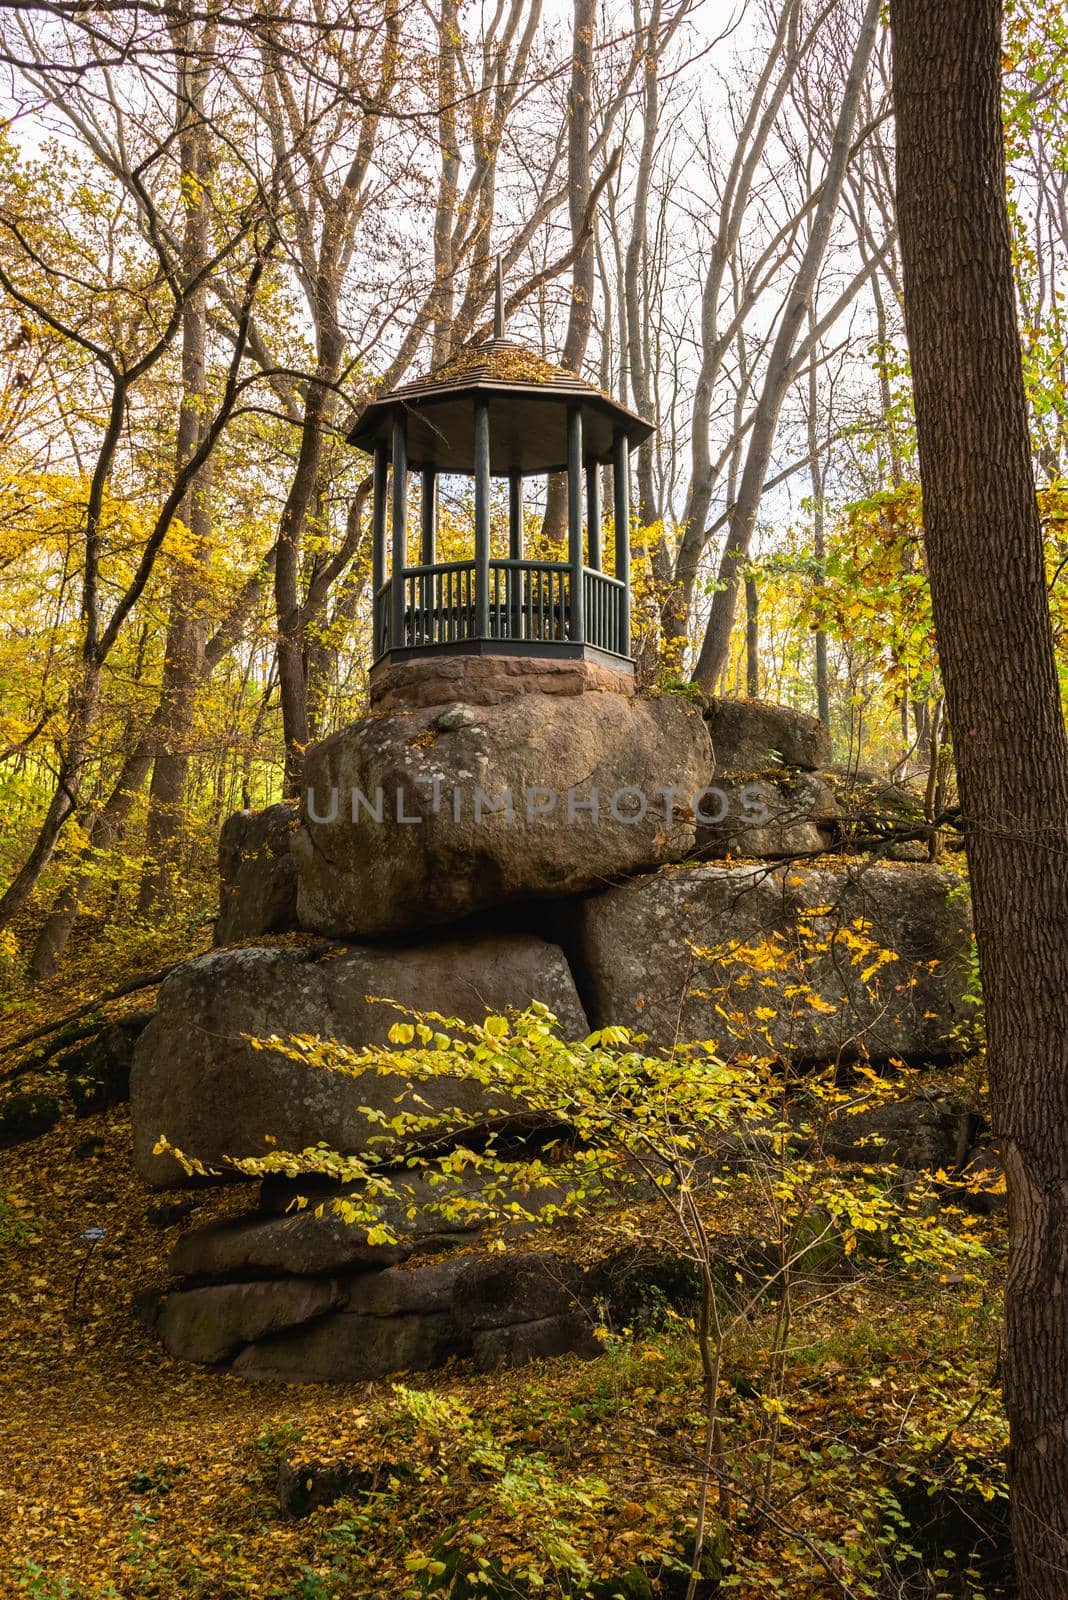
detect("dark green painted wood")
(374, 637), (634, 670)
(508, 471), (523, 560)
(613, 430), (630, 657)
(372, 442), (387, 612)
(508, 471), (523, 635)
(587, 463), (601, 571)
(474, 398), (491, 637)
(567, 406), (585, 643)
(391, 417), (407, 651)
(420, 468), (436, 564)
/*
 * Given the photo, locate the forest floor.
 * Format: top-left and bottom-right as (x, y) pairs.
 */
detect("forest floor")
(0, 933), (1013, 1600)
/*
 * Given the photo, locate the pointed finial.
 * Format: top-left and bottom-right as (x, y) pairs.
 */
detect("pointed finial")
(493, 254), (505, 340)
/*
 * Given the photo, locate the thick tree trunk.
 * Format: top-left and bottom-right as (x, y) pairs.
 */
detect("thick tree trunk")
(892, 2), (1068, 1592)
(138, 6), (216, 916)
(275, 328), (342, 795)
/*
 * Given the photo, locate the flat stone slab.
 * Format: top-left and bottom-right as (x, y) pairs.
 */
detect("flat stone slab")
(369, 653), (636, 711)
(231, 1309), (467, 1382)
(156, 1278), (343, 1365)
(154, 1247), (600, 1382)
(169, 1165), (585, 1278)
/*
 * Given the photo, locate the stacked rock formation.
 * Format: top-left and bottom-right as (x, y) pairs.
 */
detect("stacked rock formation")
(132, 675), (976, 1381)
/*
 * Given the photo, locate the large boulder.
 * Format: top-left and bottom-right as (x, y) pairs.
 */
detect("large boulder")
(576, 861), (974, 1061)
(131, 934), (588, 1188)
(695, 770), (840, 861)
(703, 697), (830, 772)
(292, 691), (711, 939)
(215, 801), (299, 945)
(821, 1096), (964, 1170)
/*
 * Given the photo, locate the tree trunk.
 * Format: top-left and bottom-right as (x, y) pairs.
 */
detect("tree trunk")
(431, 0), (461, 365)
(623, 0), (662, 533)
(892, 2), (1068, 1592)
(0, 661), (102, 929)
(0, 187), (262, 937)
(808, 308), (831, 731)
(27, 552), (276, 977)
(745, 574), (759, 697)
(136, 463), (210, 915)
(30, 740), (156, 978)
(138, 8), (215, 915)
(275, 325), (342, 795)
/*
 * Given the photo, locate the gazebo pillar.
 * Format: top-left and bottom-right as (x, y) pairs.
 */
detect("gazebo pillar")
(508, 471), (523, 560)
(567, 406), (585, 643)
(508, 470), (523, 638)
(372, 443), (388, 655)
(613, 429), (630, 657)
(586, 462), (602, 571)
(420, 468), (437, 564)
(474, 397), (491, 637)
(390, 417), (408, 650)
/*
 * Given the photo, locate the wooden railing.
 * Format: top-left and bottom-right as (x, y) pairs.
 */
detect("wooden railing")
(584, 568), (624, 658)
(373, 558), (628, 660)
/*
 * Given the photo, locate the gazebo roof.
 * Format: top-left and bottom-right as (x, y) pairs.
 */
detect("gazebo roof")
(348, 336), (653, 475)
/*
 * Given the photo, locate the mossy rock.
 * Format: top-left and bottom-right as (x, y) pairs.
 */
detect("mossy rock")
(419, 1540), (520, 1598)
(277, 1459), (379, 1519)
(587, 1569), (655, 1599)
(583, 1246), (702, 1334)
(64, 1013), (148, 1115)
(420, 1552), (657, 1599)
(659, 1522), (730, 1597)
(0, 1091), (61, 1149)
(888, 1459), (1011, 1596)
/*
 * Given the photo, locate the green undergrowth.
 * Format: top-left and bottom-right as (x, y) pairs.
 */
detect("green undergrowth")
(247, 1271), (1009, 1600)
(0, 1084), (1010, 1600)
(2, 929), (1010, 1600)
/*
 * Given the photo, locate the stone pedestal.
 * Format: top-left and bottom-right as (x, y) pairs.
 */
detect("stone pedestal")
(368, 652), (635, 711)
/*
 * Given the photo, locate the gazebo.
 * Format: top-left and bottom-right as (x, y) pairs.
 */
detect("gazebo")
(348, 293), (653, 686)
